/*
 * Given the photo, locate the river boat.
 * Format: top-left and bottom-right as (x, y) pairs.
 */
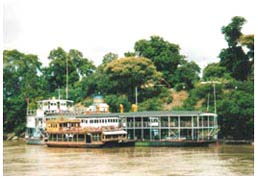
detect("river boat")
(45, 118), (135, 148)
(76, 111), (218, 147)
(26, 96), (219, 147)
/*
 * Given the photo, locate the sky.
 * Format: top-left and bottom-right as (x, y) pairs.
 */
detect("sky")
(3, 0), (256, 71)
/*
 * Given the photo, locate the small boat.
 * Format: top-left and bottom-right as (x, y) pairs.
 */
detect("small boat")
(45, 118), (135, 148)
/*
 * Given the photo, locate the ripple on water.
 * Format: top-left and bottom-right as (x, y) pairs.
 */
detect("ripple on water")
(3, 141), (254, 176)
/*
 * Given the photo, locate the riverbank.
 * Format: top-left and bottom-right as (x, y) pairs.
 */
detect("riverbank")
(3, 132), (25, 141)
(4, 132), (254, 146)
(218, 139), (254, 145)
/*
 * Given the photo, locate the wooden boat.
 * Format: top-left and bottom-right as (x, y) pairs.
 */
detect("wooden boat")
(45, 118), (135, 148)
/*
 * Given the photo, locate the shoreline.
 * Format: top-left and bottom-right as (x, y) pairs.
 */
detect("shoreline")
(4, 132), (254, 145)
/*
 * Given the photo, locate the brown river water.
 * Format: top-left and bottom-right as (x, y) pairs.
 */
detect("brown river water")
(3, 140), (254, 176)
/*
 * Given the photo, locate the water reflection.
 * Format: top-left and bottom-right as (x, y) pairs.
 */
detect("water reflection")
(3, 141), (254, 176)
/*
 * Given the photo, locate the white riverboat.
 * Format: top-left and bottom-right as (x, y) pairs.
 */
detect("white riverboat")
(25, 98), (74, 144)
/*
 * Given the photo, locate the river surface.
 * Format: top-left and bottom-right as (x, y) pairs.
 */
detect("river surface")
(3, 140), (254, 176)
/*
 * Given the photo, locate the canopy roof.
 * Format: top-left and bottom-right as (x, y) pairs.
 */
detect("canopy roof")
(103, 130), (127, 135)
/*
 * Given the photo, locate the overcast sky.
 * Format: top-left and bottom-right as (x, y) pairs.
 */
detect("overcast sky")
(3, 0), (256, 71)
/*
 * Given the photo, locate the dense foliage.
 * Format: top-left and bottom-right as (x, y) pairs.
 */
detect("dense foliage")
(3, 16), (254, 140)
(185, 16), (254, 140)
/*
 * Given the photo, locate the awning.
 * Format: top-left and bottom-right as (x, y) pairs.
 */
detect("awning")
(103, 130), (127, 135)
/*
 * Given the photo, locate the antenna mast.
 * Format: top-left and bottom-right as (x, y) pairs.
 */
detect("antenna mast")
(58, 87), (61, 99)
(66, 55), (69, 99)
(207, 93), (210, 112)
(135, 87), (138, 105)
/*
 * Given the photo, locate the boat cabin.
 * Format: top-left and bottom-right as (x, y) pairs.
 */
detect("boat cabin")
(46, 119), (129, 148)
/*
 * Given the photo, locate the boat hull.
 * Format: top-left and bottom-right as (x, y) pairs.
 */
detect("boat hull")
(26, 138), (45, 145)
(46, 140), (135, 148)
(102, 140), (135, 148)
(46, 141), (104, 148)
(135, 140), (215, 147)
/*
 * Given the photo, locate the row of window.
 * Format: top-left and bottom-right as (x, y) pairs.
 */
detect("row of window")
(126, 116), (216, 122)
(81, 118), (120, 124)
(126, 120), (216, 127)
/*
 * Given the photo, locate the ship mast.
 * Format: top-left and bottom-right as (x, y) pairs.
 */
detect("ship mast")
(66, 55), (69, 100)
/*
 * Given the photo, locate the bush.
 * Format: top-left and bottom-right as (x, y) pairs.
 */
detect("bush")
(166, 96), (173, 104)
(104, 95), (131, 112)
(138, 98), (163, 111)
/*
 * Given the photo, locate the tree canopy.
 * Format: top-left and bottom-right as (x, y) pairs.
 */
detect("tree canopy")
(3, 50), (45, 134)
(219, 16), (251, 81)
(134, 36), (185, 86)
(103, 56), (162, 101)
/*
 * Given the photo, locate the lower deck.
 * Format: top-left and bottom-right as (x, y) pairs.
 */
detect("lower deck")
(122, 112), (218, 141)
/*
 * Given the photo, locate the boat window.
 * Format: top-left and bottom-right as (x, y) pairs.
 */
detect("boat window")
(92, 134), (101, 141)
(78, 134), (84, 141)
(180, 116), (192, 127)
(53, 134), (57, 140)
(193, 116), (198, 127)
(105, 119), (107, 123)
(57, 134), (62, 141)
(170, 117), (178, 127)
(202, 116), (208, 127)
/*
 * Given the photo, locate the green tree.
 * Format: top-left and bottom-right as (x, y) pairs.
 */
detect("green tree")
(202, 63), (230, 80)
(219, 16), (251, 81)
(138, 98), (163, 111)
(217, 81), (254, 139)
(102, 52), (118, 64)
(174, 60), (200, 90)
(3, 50), (45, 134)
(47, 47), (73, 92)
(134, 36), (185, 86)
(104, 57), (162, 102)
(104, 95), (131, 112)
(68, 49), (96, 77)
(124, 51), (136, 57)
(240, 34), (254, 61)
(240, 34), (254, 81)
(45, 47), (95, 94)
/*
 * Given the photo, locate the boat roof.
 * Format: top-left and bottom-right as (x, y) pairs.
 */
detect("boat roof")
(37, 99), (74, 103)
(121, 111), (202, 117)
(75, 111), (216, 118)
